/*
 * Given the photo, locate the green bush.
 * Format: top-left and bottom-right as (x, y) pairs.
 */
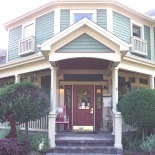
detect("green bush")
(0, 127), (10, 139)
(140, 134), (155, 152)
(29, 132), (50, 153)
(117, 88), (155, 130)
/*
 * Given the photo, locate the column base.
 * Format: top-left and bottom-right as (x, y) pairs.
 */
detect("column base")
(114, 144), (122, 148)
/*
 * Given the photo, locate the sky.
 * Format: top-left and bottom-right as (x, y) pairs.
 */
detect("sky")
(0, 0), (155, 49)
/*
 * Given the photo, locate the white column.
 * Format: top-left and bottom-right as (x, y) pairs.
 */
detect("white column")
(111, 67), (118, 135)
(15, 74), (21, 83)
(112, 67), (119, 112)
(48, 67), (57, 148)
(149, 75), (154, 89)
(114, 112), (122, 148)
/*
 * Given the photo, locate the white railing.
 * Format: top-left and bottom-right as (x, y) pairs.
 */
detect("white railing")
(19, 36), (35, 56)
(0, 115), (48, 132)
(131, 37), (147, 56)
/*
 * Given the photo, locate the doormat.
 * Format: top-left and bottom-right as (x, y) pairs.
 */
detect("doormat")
(74, 131), (98, 134)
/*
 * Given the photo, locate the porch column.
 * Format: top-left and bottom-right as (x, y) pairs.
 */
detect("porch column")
(149, 75), (154, 89)
(111, 67), (119, 135)
(15, 74), (21, 83)
(48, 67), (57, 148)
(114, 112), (122, 148)
(111, 67), (119, 112)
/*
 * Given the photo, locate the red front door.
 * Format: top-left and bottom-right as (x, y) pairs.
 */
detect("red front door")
(73, 85), (94, 129)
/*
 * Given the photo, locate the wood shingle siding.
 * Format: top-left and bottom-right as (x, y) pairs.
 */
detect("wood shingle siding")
(8, 25), (22, 61)
(113, 11), (130, 44)
(144, 25), (151, 60)
(97, 9), (107, 29)
(56, 34), (113, 53)
(35, 11), (54, 52)
(60, 9), (70, 31)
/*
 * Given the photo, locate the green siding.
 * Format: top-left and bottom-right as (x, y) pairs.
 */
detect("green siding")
(56, 34), (113, 53)
(60, 9), (70, 31)
(97, 9), (107, 29)
(8, 25), (22, 61)
(41, 75), (51, 99)
(154, 27), (155, 61)
(35, 11), (54, 52)
(113, 11), (130, 44)
(144, 25), (151, 60)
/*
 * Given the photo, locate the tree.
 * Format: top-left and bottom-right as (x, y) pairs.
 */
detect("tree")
(117, 88), (155, 139)
(0, 81), (50, 136)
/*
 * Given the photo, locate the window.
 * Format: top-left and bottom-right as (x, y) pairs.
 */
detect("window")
(133, 25), (141, 38)
(70, 10), (96, 24)
(22, 20), (35, 39)
(19, 19), (36, 55)
(130, 19), (144, 39)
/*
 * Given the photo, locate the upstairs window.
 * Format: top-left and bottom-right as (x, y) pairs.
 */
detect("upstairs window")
(133, 24), (141, 38)
(70, 10), (96, 24)
(130, 19), (144, 39)
(22, 20), (35, 39)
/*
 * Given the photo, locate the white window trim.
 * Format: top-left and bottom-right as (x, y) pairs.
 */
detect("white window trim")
(70, 10), (96, 25)
(130, 19), (144, 39)
(22, 19), (36, 39)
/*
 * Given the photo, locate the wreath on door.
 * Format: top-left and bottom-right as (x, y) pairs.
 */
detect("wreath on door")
(77, 88), (90, 103)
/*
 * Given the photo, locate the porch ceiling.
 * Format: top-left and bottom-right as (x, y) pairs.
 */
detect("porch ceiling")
(58, 58), (110, 70)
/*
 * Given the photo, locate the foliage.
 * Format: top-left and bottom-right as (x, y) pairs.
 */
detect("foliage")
(117, 88), (155, 130)
(0, 138), (31, 155)
(123, 133), (142, 153)
(140, 134), (155, 152)
(77, 87), (90, 103)
(29, 132), (50, 153)
(0, 81), (50, 135)
(0, 127), (10, 139)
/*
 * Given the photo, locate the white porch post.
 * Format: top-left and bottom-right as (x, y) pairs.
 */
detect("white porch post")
(48, 67), (57, 148)
(111, 67), (119, 135)
(15, 74), (21, 83)
(149, 75), (154, 89)
(114, 112), (122, 148)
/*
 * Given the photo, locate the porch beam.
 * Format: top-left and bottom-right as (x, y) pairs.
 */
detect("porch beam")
(149, 75), (155, 89)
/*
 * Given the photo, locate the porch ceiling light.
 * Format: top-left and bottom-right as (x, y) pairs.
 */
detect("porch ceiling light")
(59, 84), (63, 89)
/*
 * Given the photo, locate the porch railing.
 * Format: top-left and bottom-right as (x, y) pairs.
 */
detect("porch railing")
(131, 36), (147, 56)
(0, 114), (48, 132)
(19, 36), (35, 56)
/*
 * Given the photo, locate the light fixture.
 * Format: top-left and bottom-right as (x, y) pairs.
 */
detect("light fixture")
(103, 84), (108, 89)
(96, 89), (101, 93)
(59, 84), (63, 89)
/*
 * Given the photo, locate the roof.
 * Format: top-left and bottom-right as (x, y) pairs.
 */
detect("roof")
(3, 0), (155, 30)
(0, 49), (7, 65)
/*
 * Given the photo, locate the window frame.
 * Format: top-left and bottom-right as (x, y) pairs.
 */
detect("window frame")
(130, 19), (144, 39)
(70, 10), (96, 25)
(22, 19), (36, 39)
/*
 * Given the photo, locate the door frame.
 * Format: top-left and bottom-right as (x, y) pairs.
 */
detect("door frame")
(61, 81), (108, 130)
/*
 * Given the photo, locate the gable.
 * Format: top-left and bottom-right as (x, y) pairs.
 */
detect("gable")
(56, 34), (114, 53)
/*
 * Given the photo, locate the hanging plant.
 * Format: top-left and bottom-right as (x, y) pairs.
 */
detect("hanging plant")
(77, 88), (91, 103)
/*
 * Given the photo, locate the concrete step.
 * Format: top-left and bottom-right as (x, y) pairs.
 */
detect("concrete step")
(56, 139), (114, 146)
(49, 146), (123, 154)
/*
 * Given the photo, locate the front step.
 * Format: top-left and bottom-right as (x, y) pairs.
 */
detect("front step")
(56, 139), (114, 146)
(49, 146), (123, 154)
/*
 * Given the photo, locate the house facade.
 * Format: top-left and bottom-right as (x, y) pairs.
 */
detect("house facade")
(1, 0), (155, 148)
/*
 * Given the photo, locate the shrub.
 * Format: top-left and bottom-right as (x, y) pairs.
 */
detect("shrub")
(29, 132), (50, 153)
(117, 88), (155, 137)
(0, 127), (10, 139)
(0, 138), (31, 155)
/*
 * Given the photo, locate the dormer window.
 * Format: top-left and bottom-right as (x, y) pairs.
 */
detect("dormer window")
(70, 10), (96, 24)
(19, 19), (36, 56)
(130, 19), (147, 56)
(133, 24), (141, 38)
